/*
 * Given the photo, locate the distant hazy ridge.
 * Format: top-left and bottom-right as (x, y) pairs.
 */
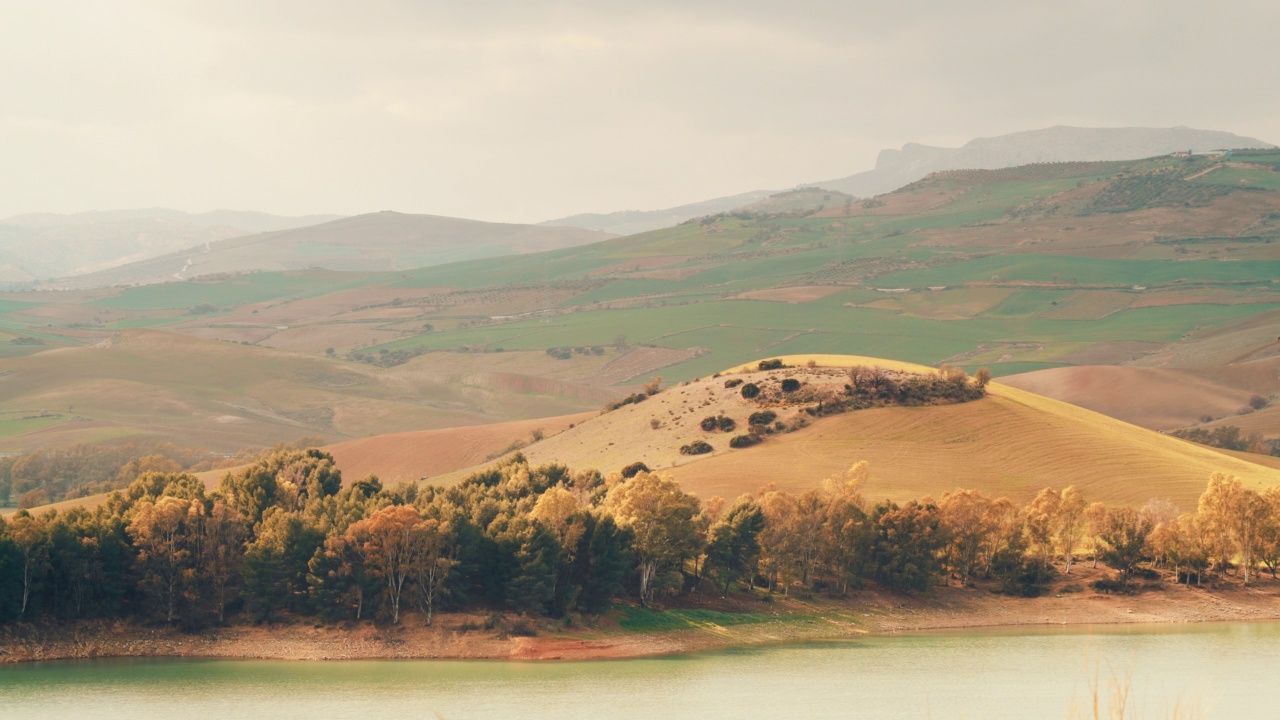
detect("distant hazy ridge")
(815, 126), (1275, 197)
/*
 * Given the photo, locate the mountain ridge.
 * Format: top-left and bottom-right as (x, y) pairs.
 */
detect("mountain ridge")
(815, 125), (1275, 197)
(46, 211), (616, 290)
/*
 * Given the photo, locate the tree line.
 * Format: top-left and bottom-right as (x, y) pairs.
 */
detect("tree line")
(0, 447), (1275, 628)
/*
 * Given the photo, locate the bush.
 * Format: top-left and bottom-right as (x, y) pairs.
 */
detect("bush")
(748, 410), (776, 426)
(700, 416), (719, 431)
(780, 378), (801, 392)
(679, 440), (713, 456)
(717, 416), (736, 432)
(621, 461), (650, 478)
(724, 378), (743, 388)
(757, 359), (785, 371)
(604, 393), (649, 412)
(729, 434), (760, 449)
(1091, 578), (1127, 595)
(1250, 394), (1269, 410)
(740, 383), (760, 399)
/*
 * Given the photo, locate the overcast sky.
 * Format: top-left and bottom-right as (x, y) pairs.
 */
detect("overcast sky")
(3, 0), (1278, 223)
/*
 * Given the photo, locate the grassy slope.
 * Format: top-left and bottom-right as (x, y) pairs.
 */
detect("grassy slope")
(439, 355), (1280, 509)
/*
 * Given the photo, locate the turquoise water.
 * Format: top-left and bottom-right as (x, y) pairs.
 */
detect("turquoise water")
(1, 622), (1274, 719)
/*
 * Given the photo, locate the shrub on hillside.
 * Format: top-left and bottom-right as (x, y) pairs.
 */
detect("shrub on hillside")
(780, 378), (801, 392)
(621, 461), (650, 478)
(740, 383), (760, 399)
(604, 393), (649, 412)
(748, 410), (777, 426)
(699, 415), (737, 432)
(729, 434), (760, 449)
(723, 378), (743, 388)
(679, 440), (713, 456)
(757, 359), (785, 371)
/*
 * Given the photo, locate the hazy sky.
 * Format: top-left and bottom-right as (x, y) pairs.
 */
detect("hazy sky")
(3, 1), (1278, 223)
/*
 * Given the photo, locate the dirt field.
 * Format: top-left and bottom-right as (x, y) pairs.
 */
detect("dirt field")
(734, 285), (850, 303)
(326, 412), (595, 484)
(1000, 365), (1260, 431)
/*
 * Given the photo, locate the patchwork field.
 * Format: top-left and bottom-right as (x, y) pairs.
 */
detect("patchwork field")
(2, 153), (1279, 461)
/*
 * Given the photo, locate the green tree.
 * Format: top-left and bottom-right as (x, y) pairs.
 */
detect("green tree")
(504, 519), (560, 616)
(704, 500), (765, 597)
(870, 501), (945, 594)
(573, 513), (632, 614)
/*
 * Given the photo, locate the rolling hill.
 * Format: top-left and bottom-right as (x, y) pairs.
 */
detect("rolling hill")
(415, 355), (1280, 510)
(51, 211), (615, 289)
(2, 151), (1280, 459)
(0, 208), (340, 288)
(19, 355), (1280, 520)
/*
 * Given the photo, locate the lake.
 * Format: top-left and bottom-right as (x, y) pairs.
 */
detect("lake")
(2, 622), (1274, 719)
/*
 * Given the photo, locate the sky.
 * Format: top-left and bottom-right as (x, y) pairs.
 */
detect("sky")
(3, 0), (1278, 223)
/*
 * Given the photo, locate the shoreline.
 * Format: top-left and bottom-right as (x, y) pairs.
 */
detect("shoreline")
(6, 570), (1280, 664)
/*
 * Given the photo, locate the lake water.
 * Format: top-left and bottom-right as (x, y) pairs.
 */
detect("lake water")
(2, 622), (1275, 719)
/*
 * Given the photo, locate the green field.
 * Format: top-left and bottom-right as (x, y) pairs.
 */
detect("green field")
(93, 271), (378, 310)
(0, 300), (38, 314)
(1197, 166), (1280, 191)
(616, 606), (783, 633)
(0, 415), (65, 439)
(877, 255), (1280, 288)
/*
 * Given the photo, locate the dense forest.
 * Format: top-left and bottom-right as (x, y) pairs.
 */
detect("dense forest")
(0, 447), (1275, 629)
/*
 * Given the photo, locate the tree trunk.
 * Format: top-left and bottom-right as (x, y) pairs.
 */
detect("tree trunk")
(20, 556), (30, 618)
(639, 560), (656, 607)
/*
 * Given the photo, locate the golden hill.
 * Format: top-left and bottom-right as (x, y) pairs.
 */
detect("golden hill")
(16, 355), (1279, 518)
(443, 355), (1280, 510)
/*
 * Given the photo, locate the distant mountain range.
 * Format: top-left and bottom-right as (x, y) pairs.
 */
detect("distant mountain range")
(544, 126), (1275, 235)
(0, 209), (341, 285)
(51, 211), (615, 289)
(9, 126), (1275, 290)
(813, 125), (1275, 197)
(539, 189), (775, 236)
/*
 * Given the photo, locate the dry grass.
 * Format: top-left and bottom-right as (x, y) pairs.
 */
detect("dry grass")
(485, 355), (1280, 508)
